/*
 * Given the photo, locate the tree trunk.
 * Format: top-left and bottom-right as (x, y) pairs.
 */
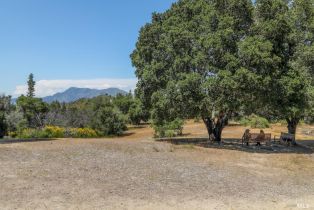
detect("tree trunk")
(213, 120), (223, 143)
(286, 118), (299, 145)
(202, 117), (214, 140)
(0, 113), (6, 138)
(202, 111), (229, 143)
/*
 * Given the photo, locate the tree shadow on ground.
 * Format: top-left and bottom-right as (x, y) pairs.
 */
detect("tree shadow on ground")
(0, 138), (59, 144)
(157, 137), (314, 154)
(297, 140), (314, 150)
(128, 125), (147, 129)
(117, 132), (136, 138)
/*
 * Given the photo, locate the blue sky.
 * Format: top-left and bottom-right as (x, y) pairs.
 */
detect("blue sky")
(0, 0), (176, 97)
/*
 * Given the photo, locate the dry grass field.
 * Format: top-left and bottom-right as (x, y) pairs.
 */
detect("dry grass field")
(0, 121), (314, 210)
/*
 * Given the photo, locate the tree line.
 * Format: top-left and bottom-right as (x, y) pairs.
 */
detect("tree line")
(0, 74), (147, 138)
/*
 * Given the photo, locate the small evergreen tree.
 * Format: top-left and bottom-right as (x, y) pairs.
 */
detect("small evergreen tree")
(17, 74), (48, 128)
(27, 73), (36, 98)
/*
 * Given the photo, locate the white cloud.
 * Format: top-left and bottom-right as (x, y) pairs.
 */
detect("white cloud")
(14, 78), (137, 97)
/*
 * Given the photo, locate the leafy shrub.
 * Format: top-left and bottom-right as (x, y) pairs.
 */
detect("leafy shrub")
(18, 126), (65, 139)
(153, 118), (184, 138)
(8, 131), (17, 138)
(128, 100), (144, 125)
(43, 126), (65, 138)
(6, 110), (27, 134)
(92, 107), (127, 136)
(113, 93), (133, 115)
(239, 114), (270, 128)
(16, 96), (48, 128)
(164, 130), (176, 138)
(18, 128), (46, 139)
(17, 126), (98, 139)
(68, 128), (99, 138)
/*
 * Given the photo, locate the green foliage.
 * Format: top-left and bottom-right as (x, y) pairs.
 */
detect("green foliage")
(4, 74), (137, 139)
(18, 128), (47, 139)
(27, 73), (36, 98)
(12, 92), (130, 138)
(67, 128), (99, 138)
(43, 126), (65, 138)
(16, 96), (48, 128)
(18, 126), (64, 139)
(128, 99), (144, 125)
(132, 0), (314, 136)
(113, 93), (133, 115)
(8, 131), (17, 138)
(153, 118), (184, 138)
(92, 102), (127, 136)
(112, 93), (148, 125)
(250, 0), (314, 132)
(239, 114), (270, 129)
(16, 126), (99, 139)
(15, 89), (130, 137)
(6, 110), (27, 134)
(95, 109), (127, 136)
(44, 95), (129, 137)
(131, 0), (255, 136)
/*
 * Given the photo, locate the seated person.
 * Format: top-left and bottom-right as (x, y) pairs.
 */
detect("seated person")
(256, 130), (265, 146)
(242, 129), (251, 146)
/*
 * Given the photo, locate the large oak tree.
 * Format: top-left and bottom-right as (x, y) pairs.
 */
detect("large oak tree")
(132, 0), (314, 141)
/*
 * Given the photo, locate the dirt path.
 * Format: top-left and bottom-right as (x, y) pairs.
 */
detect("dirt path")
(0, 122), (314, 210)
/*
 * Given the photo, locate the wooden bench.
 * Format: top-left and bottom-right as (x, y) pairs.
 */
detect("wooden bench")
(242, 133), (272, 146)
(275, 132), (296, 146)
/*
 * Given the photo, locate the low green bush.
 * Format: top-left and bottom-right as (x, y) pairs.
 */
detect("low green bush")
(18, 128), (47, 139)
(153, 118), (184, 138)
(18, 126), (65, 138)
(8, 131), (17, 138)
(239, 114), (270, 129)
(92, 107), (127, 136)
(164, 130), (177, 138)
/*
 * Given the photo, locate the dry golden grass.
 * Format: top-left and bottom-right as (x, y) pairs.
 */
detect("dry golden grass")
(0, 121), (313, 210)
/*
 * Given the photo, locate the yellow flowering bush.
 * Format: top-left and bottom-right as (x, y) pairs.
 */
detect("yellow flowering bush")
(43, 126), (65, 138)
(68, 128), (99, 138)
(16, 126), (99, 139)
(8, 131), (17, 138)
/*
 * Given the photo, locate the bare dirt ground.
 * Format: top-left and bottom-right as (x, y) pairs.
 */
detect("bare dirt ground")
(0, 122), (314, 210)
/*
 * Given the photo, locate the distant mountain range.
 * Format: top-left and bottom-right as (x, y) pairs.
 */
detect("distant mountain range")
(11, 87), (128, 104)
(42, 87), (127, 103)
